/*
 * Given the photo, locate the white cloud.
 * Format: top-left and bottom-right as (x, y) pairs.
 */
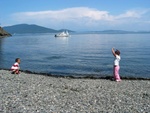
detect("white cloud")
(11, 7), (150, 30)
(115, 9), (148, 19)
(12, 7), (112, 21)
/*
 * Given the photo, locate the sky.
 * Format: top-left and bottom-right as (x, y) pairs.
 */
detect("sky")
(0, 0), (150, 31)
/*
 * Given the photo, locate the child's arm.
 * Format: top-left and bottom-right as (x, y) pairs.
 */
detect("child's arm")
(112, 48), (116, 57)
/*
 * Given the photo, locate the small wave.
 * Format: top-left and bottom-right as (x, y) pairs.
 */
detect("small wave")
(46, 56), (66, 60)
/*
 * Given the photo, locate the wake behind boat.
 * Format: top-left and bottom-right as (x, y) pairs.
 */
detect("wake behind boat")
(55, 31), (70, 37)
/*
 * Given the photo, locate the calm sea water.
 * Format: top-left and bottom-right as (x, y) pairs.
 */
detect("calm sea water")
(0, 33), (150, 78)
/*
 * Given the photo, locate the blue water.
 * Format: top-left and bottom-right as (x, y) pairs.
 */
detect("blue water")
(0, 33), (150, 78)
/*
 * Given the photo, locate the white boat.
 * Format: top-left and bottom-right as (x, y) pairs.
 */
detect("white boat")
(55, 31), (69, 37)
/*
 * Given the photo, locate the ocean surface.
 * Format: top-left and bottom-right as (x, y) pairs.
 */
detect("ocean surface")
(0, 33), (150, 78)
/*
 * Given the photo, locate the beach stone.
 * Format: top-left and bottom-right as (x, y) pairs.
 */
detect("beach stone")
(0, 70), (150, 112)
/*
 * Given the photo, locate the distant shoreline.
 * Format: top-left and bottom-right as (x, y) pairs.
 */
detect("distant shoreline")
(0, 68), (149, 80)
(3, 24), (150, 34)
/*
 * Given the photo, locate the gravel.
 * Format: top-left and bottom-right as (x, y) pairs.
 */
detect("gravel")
(0, 70), (150, 113)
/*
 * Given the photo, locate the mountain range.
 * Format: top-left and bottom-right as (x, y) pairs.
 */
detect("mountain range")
(87, 30), (150, 34)
(3, 24), (150, 34)
(3, 24), (73, 34)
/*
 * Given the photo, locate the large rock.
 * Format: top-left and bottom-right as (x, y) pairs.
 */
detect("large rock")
(0, 27), (12, 37)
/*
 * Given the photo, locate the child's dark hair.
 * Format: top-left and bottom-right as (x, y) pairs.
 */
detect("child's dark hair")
(115, 50), (120, 55)
(15, 58), (20, 62)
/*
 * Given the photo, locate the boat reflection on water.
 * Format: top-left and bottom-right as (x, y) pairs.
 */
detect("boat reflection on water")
(55, 36), (69, 44)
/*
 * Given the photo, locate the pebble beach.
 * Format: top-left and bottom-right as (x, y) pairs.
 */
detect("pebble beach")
(0, 70), (150, 113)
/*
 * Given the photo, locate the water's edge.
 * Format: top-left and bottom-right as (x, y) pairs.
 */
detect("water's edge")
(1, 68), (149, 80)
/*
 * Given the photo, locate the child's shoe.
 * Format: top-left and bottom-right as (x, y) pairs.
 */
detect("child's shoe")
(116, 79), (121, 82)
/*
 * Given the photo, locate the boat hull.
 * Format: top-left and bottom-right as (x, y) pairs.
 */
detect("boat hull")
(55, 34), (69, 37)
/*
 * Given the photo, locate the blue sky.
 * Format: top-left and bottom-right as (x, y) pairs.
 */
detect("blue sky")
(0, 0), (150, 31)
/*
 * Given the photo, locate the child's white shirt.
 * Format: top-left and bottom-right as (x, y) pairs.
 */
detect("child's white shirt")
(114, 55), (121, 66)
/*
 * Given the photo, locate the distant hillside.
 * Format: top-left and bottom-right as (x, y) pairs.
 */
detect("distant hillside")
(3, 24), (149, 34)
(88, 30), (150, 34)
(3, 24), (59, 34)
(97, 30), (133, 34)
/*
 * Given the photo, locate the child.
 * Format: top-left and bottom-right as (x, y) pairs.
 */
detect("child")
(11, 58), (21, 74)
(112, 48), (121, 82)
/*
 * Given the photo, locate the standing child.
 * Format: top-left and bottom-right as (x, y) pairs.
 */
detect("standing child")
(11, 58), (21, 74)
(112, 48), (121, 82)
